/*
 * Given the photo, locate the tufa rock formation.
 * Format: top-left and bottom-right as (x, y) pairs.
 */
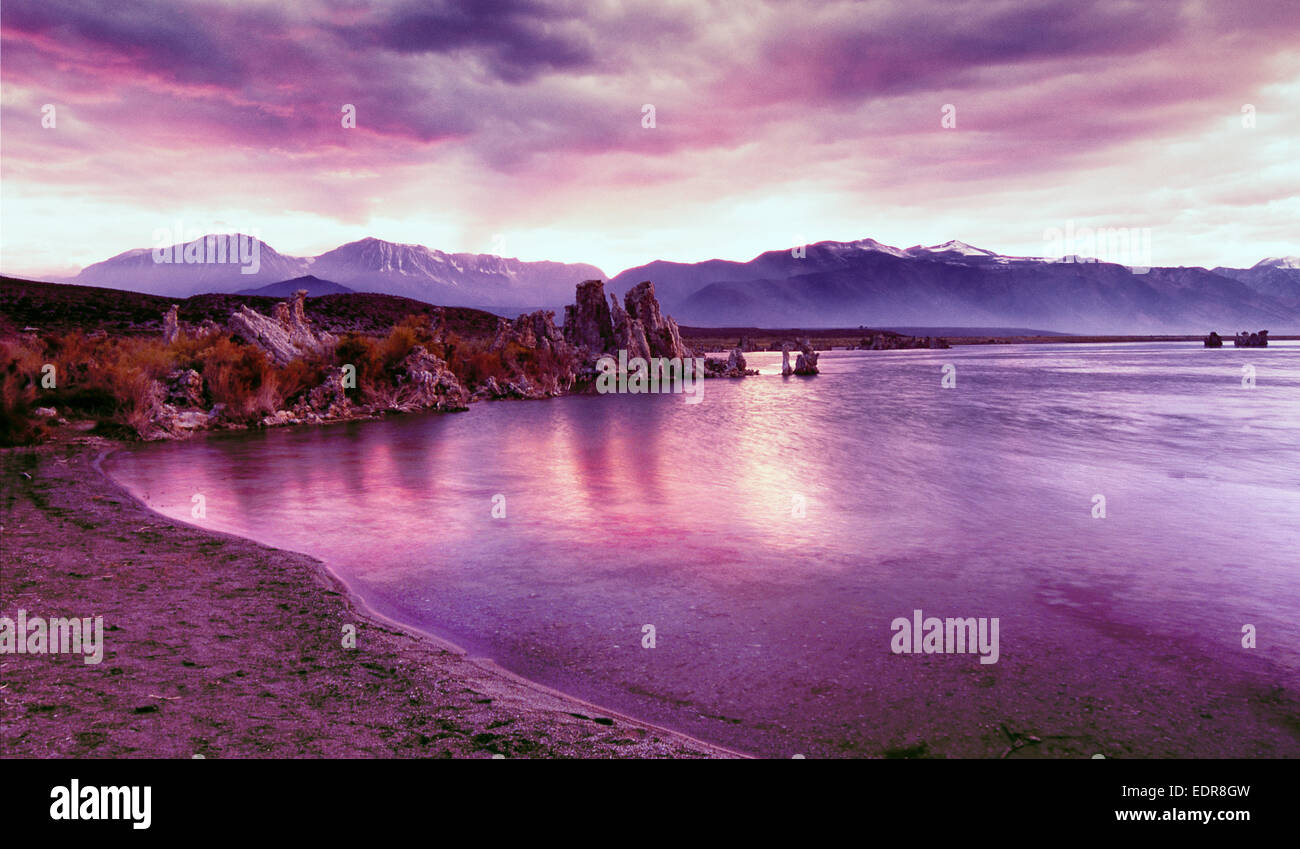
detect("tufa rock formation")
(163, 368), (204, 408)
(703, 347), (758, 378)
(159, 306), (229, 347)
(228, 289), (337, 365)
(297, 367), (355, 420)
(1233, 330), (1269, 348)
(132, 278), (749, 440)
(622, 281), (689, 361)
(563, 279), (691, 362)
(782, 339), (820, 375)
(563, 280), (616, 354)
(858, 333), (950, 350)
(485, 309), (579, 397)
(392, 346), (471, 411)
(610, 296), (652, 362)
(163, 305), (181, 344)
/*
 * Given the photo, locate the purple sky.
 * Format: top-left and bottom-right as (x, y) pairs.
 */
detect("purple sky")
(3, 0), (1298, 279)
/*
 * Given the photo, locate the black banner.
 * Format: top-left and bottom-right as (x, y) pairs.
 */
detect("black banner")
(4, 757), (1283, 836)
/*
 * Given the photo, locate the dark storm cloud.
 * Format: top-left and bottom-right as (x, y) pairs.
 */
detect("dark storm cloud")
(339, 0), (600, 83)
(4, 0), (250, 86)
(2, 0), (1297, 276)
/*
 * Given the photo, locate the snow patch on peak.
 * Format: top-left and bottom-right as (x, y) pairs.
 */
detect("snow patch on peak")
(1253, 256), (1300, 269)
(805, 238), (909, 259)
(845, 238), (909, 258)
(907, 240), (999, 257)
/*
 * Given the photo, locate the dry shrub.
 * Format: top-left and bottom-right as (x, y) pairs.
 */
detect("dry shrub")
(0, 338), (49, 445)
(194, 336), (278, 420)
(17, 334), (154, 436)
(118, 369), (163, 436)
(1, 307), (570, 442)
(440, 333), (502, 388)
(333, 334), (385, 403)
(440, 334), (569, 391)
(275, 356), (329, 405)
(331, 316), (437, 404)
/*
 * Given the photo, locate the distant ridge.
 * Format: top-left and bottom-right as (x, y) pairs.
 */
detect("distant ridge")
(71, 234), (604, 308)
(0, 274), (501, 339)
(879, 326), (1071, 337)
(54, 233), (1300, 333)
(236, 275), (353, 297)
(609, 238), (1300, 333)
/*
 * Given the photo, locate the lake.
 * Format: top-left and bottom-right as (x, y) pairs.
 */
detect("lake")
(105, 342), (1300, 757)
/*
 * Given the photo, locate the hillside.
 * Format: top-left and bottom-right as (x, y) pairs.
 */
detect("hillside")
(0, 276), (501, 339)
(236, 275), (354, 297)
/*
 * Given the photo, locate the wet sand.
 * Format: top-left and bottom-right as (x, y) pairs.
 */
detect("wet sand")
(0, 441), (733, 758)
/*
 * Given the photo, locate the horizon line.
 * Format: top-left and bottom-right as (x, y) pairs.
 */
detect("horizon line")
(4, 232), (1297, 283)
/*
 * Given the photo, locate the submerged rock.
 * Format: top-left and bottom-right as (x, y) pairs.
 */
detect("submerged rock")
(703, 348), (757, 378)
(1233, 330), (1269, 348)
(260, 409), (299, 427)
(783, 339), (819, 375)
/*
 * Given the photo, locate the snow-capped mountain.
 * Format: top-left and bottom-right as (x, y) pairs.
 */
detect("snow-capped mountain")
(904, 240), (1000, 258)
(835, 238), (911, 258)
(1253, 256), (1300, 270)
(606, 238), (930, 307)
(1213, 257), (1300, 307)
(72, 235), (604, 308)
(75, 235), (310, 298)
(609, 238), (1300, 332)
(308, 238), (603, 306)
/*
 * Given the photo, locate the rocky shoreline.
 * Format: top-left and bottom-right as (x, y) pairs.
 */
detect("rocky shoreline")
(13, 278), (780, 445)
(0, 442), (736, 758)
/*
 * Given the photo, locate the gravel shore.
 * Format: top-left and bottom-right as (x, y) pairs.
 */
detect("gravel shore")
(0, 441), (733, 758)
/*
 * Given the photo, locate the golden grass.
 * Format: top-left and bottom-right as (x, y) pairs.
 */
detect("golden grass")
(0, 310), (576, 444)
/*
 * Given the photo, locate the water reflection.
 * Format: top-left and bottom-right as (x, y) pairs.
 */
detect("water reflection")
(107, 342), (1300, 756)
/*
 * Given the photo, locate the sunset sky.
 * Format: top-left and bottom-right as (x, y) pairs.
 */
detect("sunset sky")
(2, 0), (1298, 280)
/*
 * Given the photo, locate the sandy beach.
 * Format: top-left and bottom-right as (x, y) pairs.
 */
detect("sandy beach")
(0, 440), (733, 758)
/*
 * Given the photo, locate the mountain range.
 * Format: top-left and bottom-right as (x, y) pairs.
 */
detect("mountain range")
(72, 235), (604, 310)
(610, 241), (1300, 333)
(63, 235), (1299, 333)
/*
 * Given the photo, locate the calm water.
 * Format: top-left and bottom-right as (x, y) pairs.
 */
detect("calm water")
(106, 343), (1300, 756)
